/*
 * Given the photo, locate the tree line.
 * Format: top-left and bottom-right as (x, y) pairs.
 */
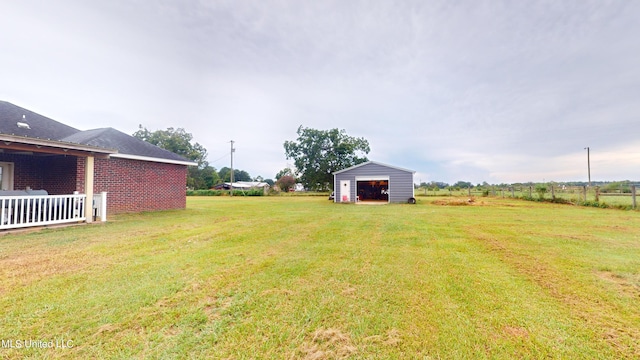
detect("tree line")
(134, 124), (371, 192)
(133, 126), (273, 190)
(137, 125), (632, 193)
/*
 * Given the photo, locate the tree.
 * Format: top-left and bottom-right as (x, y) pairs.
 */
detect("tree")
(134, 125), (214, 189)
(276, 175), (296, 192)
(218, 167), (252, 182)
(275, 167), (294, 180)
(453, 181), (472, 189)
(236, 170), (251, 182)
(134, 125), (207, 165)
(535, 183), (548, 200)
(284, 126), (370, 191)
(188, 165), (220, 189)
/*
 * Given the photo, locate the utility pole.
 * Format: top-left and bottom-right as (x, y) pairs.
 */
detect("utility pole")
(584, 147), (591, 187)
(230, 140), (235, 196)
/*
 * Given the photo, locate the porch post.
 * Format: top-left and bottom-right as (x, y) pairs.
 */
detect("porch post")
(84, 156), (95, 223)
(100, 191), (107, 222)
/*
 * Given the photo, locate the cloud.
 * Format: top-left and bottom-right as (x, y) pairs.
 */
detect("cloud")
(2, 0), (639, 184)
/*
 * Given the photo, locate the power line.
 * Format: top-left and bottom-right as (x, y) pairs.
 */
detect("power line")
(209, 153), (229, 165)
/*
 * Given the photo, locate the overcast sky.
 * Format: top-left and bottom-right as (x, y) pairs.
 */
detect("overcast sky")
(2, 0), (639, 184)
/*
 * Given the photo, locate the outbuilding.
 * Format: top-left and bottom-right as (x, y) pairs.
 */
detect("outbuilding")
(333, 161), (416, 204)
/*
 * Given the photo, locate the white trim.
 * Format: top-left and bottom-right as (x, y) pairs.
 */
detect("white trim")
(355, 175), (390, 181)
(84, 156), (94, 223)
(110, 153), (197, 166)
(355, 177), (390, 203)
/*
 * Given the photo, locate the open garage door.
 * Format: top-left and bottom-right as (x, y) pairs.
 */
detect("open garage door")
(356, 179), (389, 202)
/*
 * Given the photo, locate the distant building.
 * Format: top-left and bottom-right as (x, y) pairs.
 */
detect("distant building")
(333, 161), (416, 203)
(213, 181), (270, 194)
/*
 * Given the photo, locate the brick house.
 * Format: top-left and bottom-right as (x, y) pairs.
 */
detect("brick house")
(0, 100), (196, 228)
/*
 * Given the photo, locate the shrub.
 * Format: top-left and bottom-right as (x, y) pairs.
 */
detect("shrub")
(578, 200), (609, 209)
(187, 190), (225, 196)
(232, 189), (264, 196)
(535, 184), (548, 200)
(276, 175), (296, 192)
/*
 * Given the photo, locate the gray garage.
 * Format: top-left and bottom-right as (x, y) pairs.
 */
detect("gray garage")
(333, 161), (416, 204)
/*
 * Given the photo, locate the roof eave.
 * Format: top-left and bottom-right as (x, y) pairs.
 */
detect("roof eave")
(332, 161), (416, 175)
(0, 133), (117, 157)
(110, 153), (197, 166)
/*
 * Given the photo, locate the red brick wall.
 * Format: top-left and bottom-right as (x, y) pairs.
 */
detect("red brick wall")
(0, 153), (76, 194)
(41, 156), (77, 194)
(93, 157), (188, 214)
(0, 153), (40, 190)
(0, 152), (187, 214)
(76, 157), (86, 193)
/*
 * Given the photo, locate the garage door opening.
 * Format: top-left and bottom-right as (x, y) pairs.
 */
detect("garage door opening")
(357, 180), (389, 202)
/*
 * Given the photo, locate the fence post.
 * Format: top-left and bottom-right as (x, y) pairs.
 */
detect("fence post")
(529, 186), (532, 198)
(595, 187), (600, 202)
(511, 187), (515, 198)
(583, 186), (587, 202)
(468, 186), (471, 197)
(551, 185), (555, 200)
(632, 185), (637, 209)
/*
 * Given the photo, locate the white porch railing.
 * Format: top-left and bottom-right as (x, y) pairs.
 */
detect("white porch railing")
(0, 194), (87, 230)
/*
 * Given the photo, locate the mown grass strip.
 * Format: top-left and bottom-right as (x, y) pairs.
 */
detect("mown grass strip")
(0, 196), (638, 359)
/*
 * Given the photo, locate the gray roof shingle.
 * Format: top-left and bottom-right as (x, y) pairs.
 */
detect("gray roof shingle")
(0, 101), (193, 164)
(0, 100), (79, 139)
(62, 128), (192, 163)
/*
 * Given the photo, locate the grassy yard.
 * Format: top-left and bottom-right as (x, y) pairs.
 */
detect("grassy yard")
(420, 187), (639, 209)
(1, 196), (639, 359)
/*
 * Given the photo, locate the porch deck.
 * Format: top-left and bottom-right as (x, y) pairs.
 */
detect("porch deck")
(0, 194), (88, 230)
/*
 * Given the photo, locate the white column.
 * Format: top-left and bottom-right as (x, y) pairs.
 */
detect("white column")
(84, 156), (94, 223)
(100, 191), (107, 222)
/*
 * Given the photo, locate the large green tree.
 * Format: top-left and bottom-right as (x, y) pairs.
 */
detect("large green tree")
(218, 167), (252, 182)
(284, 126), (370, 191)
(275, 167), (294, 181)
(133, 125), (219, 189)
(133, 126), (207, 164)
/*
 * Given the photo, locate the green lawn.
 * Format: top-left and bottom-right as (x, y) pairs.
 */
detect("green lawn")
(1, 196), (639, 359)
(420, 187), (639, 209)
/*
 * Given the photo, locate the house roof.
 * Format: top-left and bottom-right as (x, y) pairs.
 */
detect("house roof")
(0, 100), (79, 140)
(62, 128), (196, 165)
(332, 161), (416, 175)
(0, 132), (116, 157)
(0, 101), (196, 166)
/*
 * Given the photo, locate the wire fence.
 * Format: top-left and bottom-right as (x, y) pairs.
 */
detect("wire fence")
(417, 185), (638, 209)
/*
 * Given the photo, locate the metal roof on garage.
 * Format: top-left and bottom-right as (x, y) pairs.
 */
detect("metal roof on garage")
(332, 161), (415, 175)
